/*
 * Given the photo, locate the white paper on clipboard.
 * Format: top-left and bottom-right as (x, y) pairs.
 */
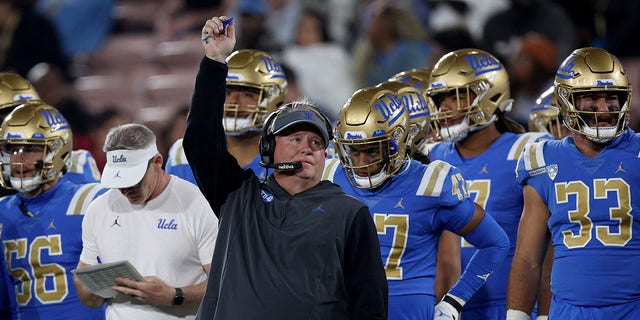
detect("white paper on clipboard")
(72, 260), (145, 298)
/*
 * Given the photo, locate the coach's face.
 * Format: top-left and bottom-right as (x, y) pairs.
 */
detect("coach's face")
(273, 124), (327, 182)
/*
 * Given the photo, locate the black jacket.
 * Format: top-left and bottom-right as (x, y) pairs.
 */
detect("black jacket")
(184, 57), (388, 320)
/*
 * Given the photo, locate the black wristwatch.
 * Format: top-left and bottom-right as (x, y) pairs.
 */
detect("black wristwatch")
(172, 287), (184, 305)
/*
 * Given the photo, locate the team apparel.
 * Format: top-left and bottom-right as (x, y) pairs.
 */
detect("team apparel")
(0, 181), (106, 320)
(325, 158), (476, 319)
(517, 129), (640, 308)
(79, 176), (218, 320)
(183, 57), (388, 320)
(429, 132), (550, 318)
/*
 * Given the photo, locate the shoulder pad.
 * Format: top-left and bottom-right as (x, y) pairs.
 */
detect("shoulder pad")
(520, 140), (549, 171)
(168, 139), (189, 166)
(322, 158), (341, 181)
(507, 132), (551, 161)
(416, 159), (452, 197)
(66, 183), (105, 215)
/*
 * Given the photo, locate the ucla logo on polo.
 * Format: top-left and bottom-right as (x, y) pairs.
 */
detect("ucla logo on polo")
(261, 189), (273, 203)
(465, 53), (502, 76)
(556, 56), (576, 79)
(157, 218), (178, 230)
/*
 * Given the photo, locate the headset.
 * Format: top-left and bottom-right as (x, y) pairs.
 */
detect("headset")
(259, 105), (333, 170)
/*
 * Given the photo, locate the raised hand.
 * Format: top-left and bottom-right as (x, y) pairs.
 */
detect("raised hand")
(201, 16), (236, 63)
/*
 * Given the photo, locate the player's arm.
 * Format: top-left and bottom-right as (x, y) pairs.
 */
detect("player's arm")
(506, 185), (550, 319)
(434, 231), (460, 302)
(535, 243), (553, 319)
(435, 203), (509, 319)
(73, 261), (107, 308)
(112, 264), (211, 306)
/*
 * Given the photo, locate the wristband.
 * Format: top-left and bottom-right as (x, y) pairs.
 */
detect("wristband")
(443, 294), (463, 313)
(506, 309), (530, 320)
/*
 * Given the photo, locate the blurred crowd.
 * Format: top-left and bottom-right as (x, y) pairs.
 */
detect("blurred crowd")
(2, 0), (640, 170)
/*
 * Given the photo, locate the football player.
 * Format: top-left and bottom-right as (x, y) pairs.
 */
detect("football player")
(507, 47), (640, 320)
(0, 72), (101, 191)
(389, 68), (443, 163)
(425, 49), (553, 320)
(323, 85), (509, 320)
(165, 49), (287, 183)
(376, 79), (461, 302)
(0, 103), (107, 319)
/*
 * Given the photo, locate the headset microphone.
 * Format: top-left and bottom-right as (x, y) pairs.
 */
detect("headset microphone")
(260, 161), (302, 171)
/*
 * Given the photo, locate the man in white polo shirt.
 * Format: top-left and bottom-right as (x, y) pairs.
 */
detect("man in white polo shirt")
(73, 123), (218, 320)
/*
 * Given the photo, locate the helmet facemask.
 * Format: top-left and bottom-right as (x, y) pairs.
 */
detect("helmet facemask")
(427, 49), (513, 142)
(558, 88), (629, 143)
(554, 47), (632, 143)
(224, 50), (288, 135)
(0, 140), (69, 192)
(0, 104), (72, 193)
(335, 87), (411, 189)
(223, 86), (270, 135)
(429, 81), (491, 142)
(336, 129), (405, 189)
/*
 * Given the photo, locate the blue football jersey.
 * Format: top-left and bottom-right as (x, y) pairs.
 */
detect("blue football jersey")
(0, 246), (17, 320)
(166, 138), (268, 184)
(429, 132), (550, 310)
(324, 158), (475, 297)
(62, 149), (101, 184)
(0, 181), (107, 319)
(517, 129), (640, 306)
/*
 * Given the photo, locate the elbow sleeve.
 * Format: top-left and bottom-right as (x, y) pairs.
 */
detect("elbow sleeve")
(448, 215), (510, 301)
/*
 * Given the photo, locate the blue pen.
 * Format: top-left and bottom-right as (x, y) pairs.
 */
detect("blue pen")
(202, 17), (234, 41)
(97, 256), (102, 264)
(223, 17), (234, 28)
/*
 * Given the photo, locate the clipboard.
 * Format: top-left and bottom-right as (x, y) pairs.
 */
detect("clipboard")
(72, 260), (145, 298)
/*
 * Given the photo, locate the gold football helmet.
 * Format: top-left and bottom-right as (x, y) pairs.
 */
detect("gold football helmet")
(376, 80), (431, 157)
(0, 103), (72, 192)
(528, 85), (565, 139)
(335, 86), (410, 189)
(427, 48), (512, 142)
(554, 47), (631, 142)
(389, 67), (433, 92)
(0, 72), (42, 113)
(224, 49), (288, 134)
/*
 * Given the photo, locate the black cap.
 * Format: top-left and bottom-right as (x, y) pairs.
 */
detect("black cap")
(271, 108), (331, 145)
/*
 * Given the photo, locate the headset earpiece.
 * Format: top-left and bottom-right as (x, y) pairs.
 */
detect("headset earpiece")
(259, 111), (279, 165)
(259, 107), (333, 166)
